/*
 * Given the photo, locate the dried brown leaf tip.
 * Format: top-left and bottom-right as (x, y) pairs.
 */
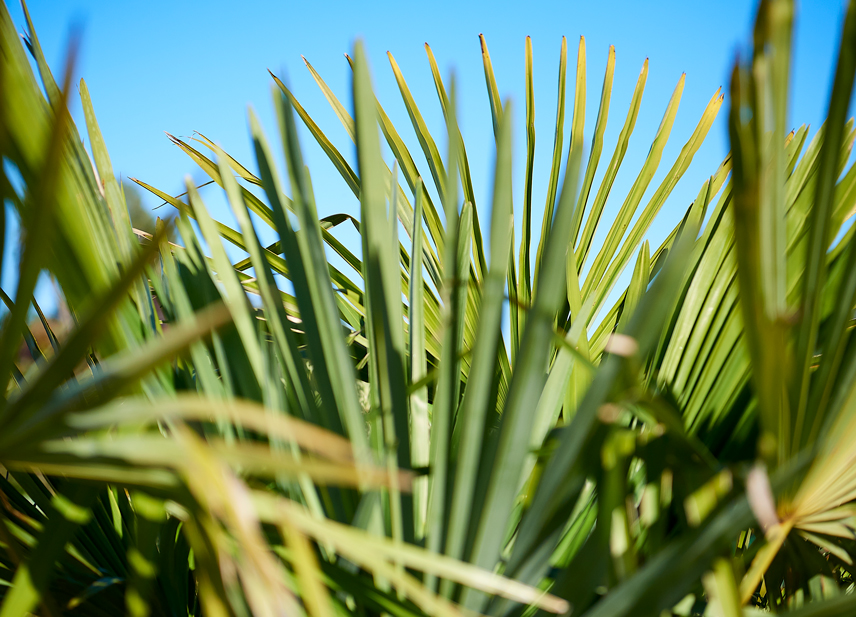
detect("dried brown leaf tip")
(597, 403), (622, 424)
(604, 333), (639, 357)
(747, 463), (779, 534)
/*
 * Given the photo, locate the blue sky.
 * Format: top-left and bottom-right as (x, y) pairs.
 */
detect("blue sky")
(5, 0), (849, 320)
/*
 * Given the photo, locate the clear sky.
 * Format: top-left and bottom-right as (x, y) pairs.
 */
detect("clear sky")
(5, 0), (850, 320)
